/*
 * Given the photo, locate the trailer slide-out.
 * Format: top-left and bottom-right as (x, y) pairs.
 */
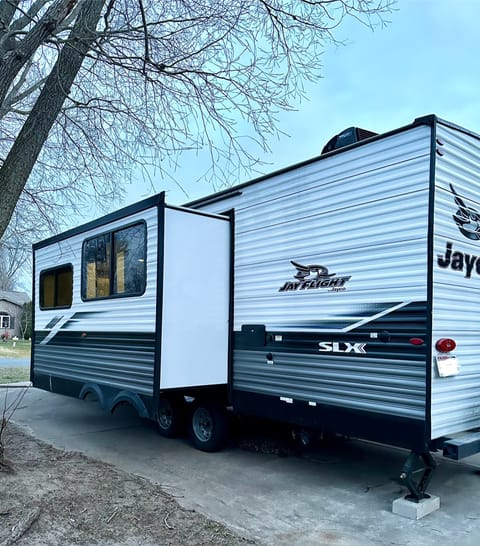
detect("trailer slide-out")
(32, 115), (480, 500)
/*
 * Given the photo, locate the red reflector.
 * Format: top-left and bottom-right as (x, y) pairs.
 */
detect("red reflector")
(409, 338), (424, 346)
(436, 338), (456, 352)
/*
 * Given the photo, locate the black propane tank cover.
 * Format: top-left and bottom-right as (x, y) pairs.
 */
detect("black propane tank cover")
(240, 324), (267, 347)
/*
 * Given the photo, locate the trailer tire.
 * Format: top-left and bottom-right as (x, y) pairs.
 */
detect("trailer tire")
(155, 397), (185, 438)
(189, 403), (229, 452)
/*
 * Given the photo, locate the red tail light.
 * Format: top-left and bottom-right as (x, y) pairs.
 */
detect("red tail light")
(436, 338), (456, 353)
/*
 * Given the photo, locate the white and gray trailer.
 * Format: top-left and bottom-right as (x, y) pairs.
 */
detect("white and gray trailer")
(32, 115), (480, 499)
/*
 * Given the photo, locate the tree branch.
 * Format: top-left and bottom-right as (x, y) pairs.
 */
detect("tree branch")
(0, 0), (106, 239)
(0, 0), (78, 108)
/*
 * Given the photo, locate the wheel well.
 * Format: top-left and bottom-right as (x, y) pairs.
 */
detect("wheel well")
(109, 390), (149, 418)
(79, 383), (105, 408)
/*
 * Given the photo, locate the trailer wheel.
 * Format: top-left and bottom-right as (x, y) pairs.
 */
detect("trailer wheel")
(189, 403), (229, 452)
(155, 397), (185, 438)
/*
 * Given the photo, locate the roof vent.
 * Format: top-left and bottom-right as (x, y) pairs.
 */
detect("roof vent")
(321, 126), (378, 155)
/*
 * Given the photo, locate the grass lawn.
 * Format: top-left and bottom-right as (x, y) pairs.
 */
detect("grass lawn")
(0, 339), (31, 359)
(0, 367), (30, 384)
(0, 340), (31, 384)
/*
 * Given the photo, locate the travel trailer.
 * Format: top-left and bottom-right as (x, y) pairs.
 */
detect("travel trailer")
(32, 115), (480, 501)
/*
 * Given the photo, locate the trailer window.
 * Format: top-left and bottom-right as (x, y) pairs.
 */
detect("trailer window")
(39, 265), (73, 309)
(83, 233), (111, 299)
(82, 222), (146, 300)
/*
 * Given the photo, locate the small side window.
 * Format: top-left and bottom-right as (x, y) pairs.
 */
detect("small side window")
(39, 265), (73, 309)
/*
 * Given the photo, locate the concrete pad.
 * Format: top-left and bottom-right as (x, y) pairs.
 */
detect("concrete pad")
(4, 388), (480, 546)
(392, 495), (440, 519)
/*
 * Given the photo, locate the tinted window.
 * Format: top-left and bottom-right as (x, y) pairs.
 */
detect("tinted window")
(113, 224), (146, 295)
(82, 223), (146, 300)
(83, 233), (111, 299)
(40, 265), (73, 309)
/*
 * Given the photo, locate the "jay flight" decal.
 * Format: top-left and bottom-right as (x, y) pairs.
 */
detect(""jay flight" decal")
(279, 261), (351, 292)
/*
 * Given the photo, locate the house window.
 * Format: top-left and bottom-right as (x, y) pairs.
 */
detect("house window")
(39, 265), (73, 309)
(82, 222), (146, 300)
(0, 314), (12, 329)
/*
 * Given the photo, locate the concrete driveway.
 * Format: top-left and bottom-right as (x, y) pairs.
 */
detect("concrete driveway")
(3, 387), (480, 545)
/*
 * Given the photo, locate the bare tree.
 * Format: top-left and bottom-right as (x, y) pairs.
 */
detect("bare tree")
(0, 0), (394, 241)
(19, 301), (33, 340)
(0, 212), (34, 290)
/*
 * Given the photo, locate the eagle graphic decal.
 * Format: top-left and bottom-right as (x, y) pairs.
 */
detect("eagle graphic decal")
(290, 261), (335, 280)
(450, 183), (480, 241)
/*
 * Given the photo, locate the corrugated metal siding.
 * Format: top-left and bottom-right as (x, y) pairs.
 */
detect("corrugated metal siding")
(34, 208), (158, 334)
(202, 127), (432, 333)
(33, 207), (158, 396)
(234, 302), (427, 419)
(200, 126), (432, 421)
(234, 351), (425, 418)
(431, 122), (480, 438)
(34, 333), (155, 394)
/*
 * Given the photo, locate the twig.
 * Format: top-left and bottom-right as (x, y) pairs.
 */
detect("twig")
(0, 506), (41, 546)
(1, 386), (30, 469)
(163, 512), (174, 530)
(105, 508), (119, 524)
(0, 459), (14, 473)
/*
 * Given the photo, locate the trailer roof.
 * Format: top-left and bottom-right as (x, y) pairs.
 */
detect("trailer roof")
(185, 115), (480, 209)
(33, 115), (480, 250)
(33, 193), (165, 250)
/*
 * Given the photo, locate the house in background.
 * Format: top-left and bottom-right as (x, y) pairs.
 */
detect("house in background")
(0, 290), (31, 339)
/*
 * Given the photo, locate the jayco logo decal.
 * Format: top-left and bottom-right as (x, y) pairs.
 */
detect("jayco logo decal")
(438, 242), (480, 278)
(437, 185), (480, 278)
(278, 261), (351, 292)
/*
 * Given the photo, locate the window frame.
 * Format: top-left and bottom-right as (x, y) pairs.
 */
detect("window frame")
(39, 263), (74, 310)
(81, 220), (147, 302)
(0, 314), (12, 329)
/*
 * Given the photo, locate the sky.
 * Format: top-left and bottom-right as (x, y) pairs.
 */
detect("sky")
(15, 0), (479, 294)
(117, 0), (480, 210)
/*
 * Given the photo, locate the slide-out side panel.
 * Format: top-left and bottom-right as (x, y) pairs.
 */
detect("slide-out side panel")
(431, 122), (480, 438)
(33, 208), (158, 396)
(160, 208), (230, 389)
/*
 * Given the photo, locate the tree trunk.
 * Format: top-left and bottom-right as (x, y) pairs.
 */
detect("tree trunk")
(0, 0), (78, 105)
(0, 0), (106, 240)
(0, 0), (20, 41)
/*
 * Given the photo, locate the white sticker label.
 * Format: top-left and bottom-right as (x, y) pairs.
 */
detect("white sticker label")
(436, 355), (459, 377)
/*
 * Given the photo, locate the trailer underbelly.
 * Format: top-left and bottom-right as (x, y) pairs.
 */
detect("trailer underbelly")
(232, 389), (427, 452)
